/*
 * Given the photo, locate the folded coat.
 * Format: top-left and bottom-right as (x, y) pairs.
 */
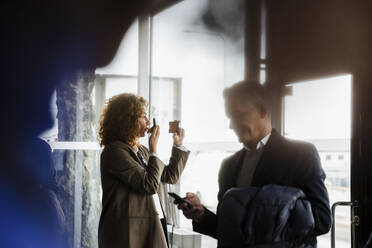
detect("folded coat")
(217, 184), (315, 248)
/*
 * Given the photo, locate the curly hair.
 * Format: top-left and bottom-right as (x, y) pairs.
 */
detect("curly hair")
(98, 93), (147, 147)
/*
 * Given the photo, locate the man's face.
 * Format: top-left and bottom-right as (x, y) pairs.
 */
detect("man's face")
(225, 99), (266, 147)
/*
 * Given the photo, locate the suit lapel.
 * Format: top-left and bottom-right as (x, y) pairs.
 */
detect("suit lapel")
(251, 129), (283, 186)
(129, 149), (144, 167)
(232, 148), (247, 187)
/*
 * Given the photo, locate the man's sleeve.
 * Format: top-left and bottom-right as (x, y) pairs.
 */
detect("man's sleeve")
(301, 144), (333, 235)
(192, 207), (218, 239)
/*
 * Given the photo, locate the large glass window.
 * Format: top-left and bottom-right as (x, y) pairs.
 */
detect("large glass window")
(283, 75), (352, 248)
(151, 1), (245, 247)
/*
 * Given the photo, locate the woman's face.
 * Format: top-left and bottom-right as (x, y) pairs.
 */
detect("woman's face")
(137, 108), (150, 137)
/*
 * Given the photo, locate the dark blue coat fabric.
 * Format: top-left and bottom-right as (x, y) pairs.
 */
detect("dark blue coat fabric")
(217, 185), (315, 248)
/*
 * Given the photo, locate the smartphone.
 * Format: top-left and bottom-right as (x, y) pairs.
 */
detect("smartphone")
(168, 192), (193, 208)
(169, 120), (180, 133)
(149, 118), (156, 133)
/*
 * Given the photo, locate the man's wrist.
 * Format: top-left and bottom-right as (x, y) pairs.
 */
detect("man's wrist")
(193, 206), (205, 222)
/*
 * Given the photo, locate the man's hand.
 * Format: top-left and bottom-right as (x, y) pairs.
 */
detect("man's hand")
(149, 125), (159, 153)
(176, 192), (204, 220)
(173, 128), (185, 146)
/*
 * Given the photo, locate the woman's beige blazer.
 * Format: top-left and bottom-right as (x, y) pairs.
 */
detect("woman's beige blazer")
(98, 141), (190, 248)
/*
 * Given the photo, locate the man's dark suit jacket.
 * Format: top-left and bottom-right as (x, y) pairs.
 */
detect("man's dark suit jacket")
(193, 129), (332, 245)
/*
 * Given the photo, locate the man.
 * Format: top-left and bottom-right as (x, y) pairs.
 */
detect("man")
(177, 81), (332, 246)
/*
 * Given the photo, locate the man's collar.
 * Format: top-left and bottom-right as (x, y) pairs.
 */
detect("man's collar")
(244, 132), (272, 151)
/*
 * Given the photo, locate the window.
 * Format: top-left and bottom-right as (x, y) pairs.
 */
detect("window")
(284, 75), (351, 248)
(152, 1), (245, 247)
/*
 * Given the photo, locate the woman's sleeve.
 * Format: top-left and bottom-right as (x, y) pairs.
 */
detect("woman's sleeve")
(160, 146), (190, 184)
(101, 144), (165, 194)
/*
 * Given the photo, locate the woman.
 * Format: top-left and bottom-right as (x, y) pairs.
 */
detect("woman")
(97, 93), (189, 248)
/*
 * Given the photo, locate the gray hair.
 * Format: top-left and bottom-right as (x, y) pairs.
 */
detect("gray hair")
(223, 81), (273, 119)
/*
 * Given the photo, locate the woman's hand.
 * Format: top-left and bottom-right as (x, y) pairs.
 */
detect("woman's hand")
(173, 128), (185, 146)
(149, 125), (160, 153)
